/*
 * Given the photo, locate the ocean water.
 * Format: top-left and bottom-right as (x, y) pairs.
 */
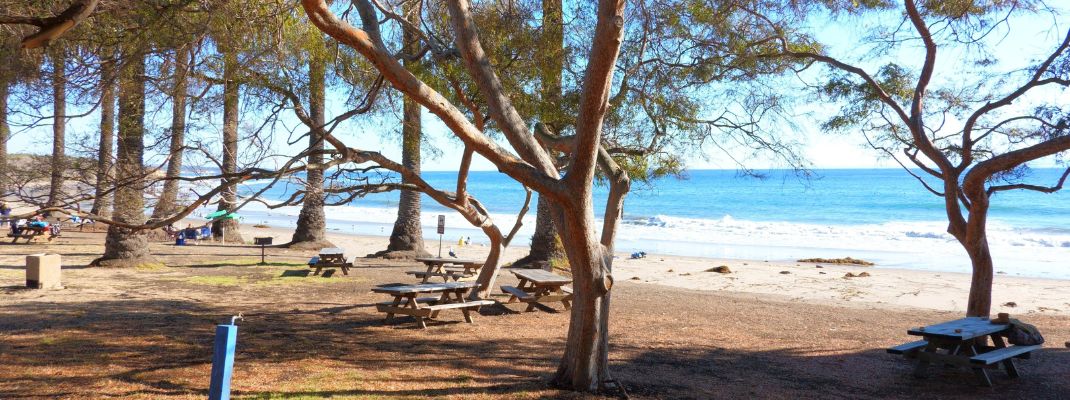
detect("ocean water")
(218, 168), (1070, 279)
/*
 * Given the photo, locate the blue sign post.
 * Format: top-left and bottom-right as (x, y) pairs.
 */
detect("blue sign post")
(208, 315), (241, 400)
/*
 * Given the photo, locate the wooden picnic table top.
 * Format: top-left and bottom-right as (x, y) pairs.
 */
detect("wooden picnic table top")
(512, 269), (571, 285)
(319, 247), (345, 256)
(908, 317), (1009, 341)
(415, 257), (483, 266)
(372, 281), (478, 295)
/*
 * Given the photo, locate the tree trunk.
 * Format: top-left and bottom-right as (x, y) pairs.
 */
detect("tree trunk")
(373, 4), (427, 259)
(152, 45), (190, 220)
(92, 52), (152, 267)
(47, 47), (66, 208)
(965, 236), (994, 317)
(551, 202), (613, 392)
(289, 36), (333, 250)
(212, 45), (244, 243)
(517, 0), (567, 268)
(0, 76), (9, 196)
(513, 196), (566, 269)
(91, 56), (116, 218)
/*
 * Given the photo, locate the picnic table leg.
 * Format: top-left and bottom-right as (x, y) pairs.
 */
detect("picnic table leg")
(403, 294), (427, 329)
(455, 290), (475, 323)
(965, 345), (993, 387)
(429, 292), (451, 320)
(525, 286), (550, 312)
(556, 286), (571, 310)
(421, 264), (436, 283)
(384, 295), (404, 321)
(990, 335), (1020, 378)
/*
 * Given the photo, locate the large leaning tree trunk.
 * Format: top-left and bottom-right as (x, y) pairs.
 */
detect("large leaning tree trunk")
(289, 34), (334, 250)
(47, 46), (66, 208)
(92, 52), (153, 267)
(90, 54), (116, 218)
(302, 0), (627, 391)
(152, 44), (191, 220)
(372, 2), (428, 259)
(212, 43), (244, 243)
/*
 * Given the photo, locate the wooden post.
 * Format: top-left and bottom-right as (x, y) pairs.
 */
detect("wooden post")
(208, 322), (238, 400)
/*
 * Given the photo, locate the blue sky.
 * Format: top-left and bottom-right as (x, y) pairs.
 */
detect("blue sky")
(4, 6), (1066, 172)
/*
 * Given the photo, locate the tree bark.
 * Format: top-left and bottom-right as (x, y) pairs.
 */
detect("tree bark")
(212, 44), (244, 243)
(0, 76), (9, 196)
(289, 35), (333, 250)
(301, 0), (626, 392)
(92, 51), (152, 267)
(513, 0), (565, 268)
(152, 45), (190, 220)
(90, 55), (115, 218)
(964, 233), (994, 317)
(513, 196), (565, 269)
(47, 47), (66, 208)
(373, 2), (428, 259)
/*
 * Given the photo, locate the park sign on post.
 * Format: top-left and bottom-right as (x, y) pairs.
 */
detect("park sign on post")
(437, 215), (445, 257)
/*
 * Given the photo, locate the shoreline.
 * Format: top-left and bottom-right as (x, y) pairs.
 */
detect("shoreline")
(241, 224), (1070, 317)
(229, 201), (1070, 280)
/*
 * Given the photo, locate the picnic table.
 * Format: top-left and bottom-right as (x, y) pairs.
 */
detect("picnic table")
(409, 257), (483, 283)
(500, 269), (573, 312)
(887, 317), (1041, 386)
(7, 226), (55, 244)
(307, 247), (352, 276)
(372, 281), (495, 329)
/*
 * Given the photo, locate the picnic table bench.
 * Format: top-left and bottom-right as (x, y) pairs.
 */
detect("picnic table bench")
(409, 257), (483, 283)
(7, 226), (56, 244)
(500, 269), (573, 312)
(888, 317), (1041, 386)
(372, 281), (494, 329)
(308, 247), (352, 276)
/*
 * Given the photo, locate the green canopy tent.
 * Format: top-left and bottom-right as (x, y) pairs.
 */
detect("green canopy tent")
(206, 210), (241, 242)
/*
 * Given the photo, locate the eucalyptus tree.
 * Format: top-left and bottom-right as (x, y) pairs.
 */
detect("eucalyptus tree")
(151, 43), (194, 219)
(0, 34), (40, 196)
(46, 44), (67, 208)
(287, 30), (335, 249)
(93, 44), (151, 267)
(749, 0), (1070, 317)
(302, 0), (627, 389)
(90, 51), (115, 217)
(373, 0), (431, 259)
(301, 0), (810, 391)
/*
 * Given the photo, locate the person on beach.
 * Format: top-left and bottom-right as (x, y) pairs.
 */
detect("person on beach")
(0, 202), (10, 227)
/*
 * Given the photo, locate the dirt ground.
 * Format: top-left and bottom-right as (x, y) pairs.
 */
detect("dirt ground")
(0, 230), (1068, 399)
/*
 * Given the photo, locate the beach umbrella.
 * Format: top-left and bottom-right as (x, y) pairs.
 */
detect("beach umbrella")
(206, 210), (240, 220)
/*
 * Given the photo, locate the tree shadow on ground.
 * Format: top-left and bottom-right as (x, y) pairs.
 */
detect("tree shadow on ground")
(611, 342), (1070, 400)
(0, 298), (569, 399)
(2, 297), (1067, 400)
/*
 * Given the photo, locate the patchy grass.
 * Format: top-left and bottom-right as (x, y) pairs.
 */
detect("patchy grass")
(172, 258), (308, 269)
(135, 262), (168, 271)
(187, 276), (245, 286)
(182, 269), (358, 288)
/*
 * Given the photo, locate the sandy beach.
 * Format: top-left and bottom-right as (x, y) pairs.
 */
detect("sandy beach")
(290, 226), (1070, 317)
(1, 225), (1068, 399)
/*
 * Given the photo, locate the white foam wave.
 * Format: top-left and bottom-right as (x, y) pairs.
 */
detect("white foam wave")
(233, 202), (1070, 279)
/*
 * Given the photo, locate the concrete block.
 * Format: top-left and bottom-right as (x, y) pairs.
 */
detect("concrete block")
(26, 254), (62, 289)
